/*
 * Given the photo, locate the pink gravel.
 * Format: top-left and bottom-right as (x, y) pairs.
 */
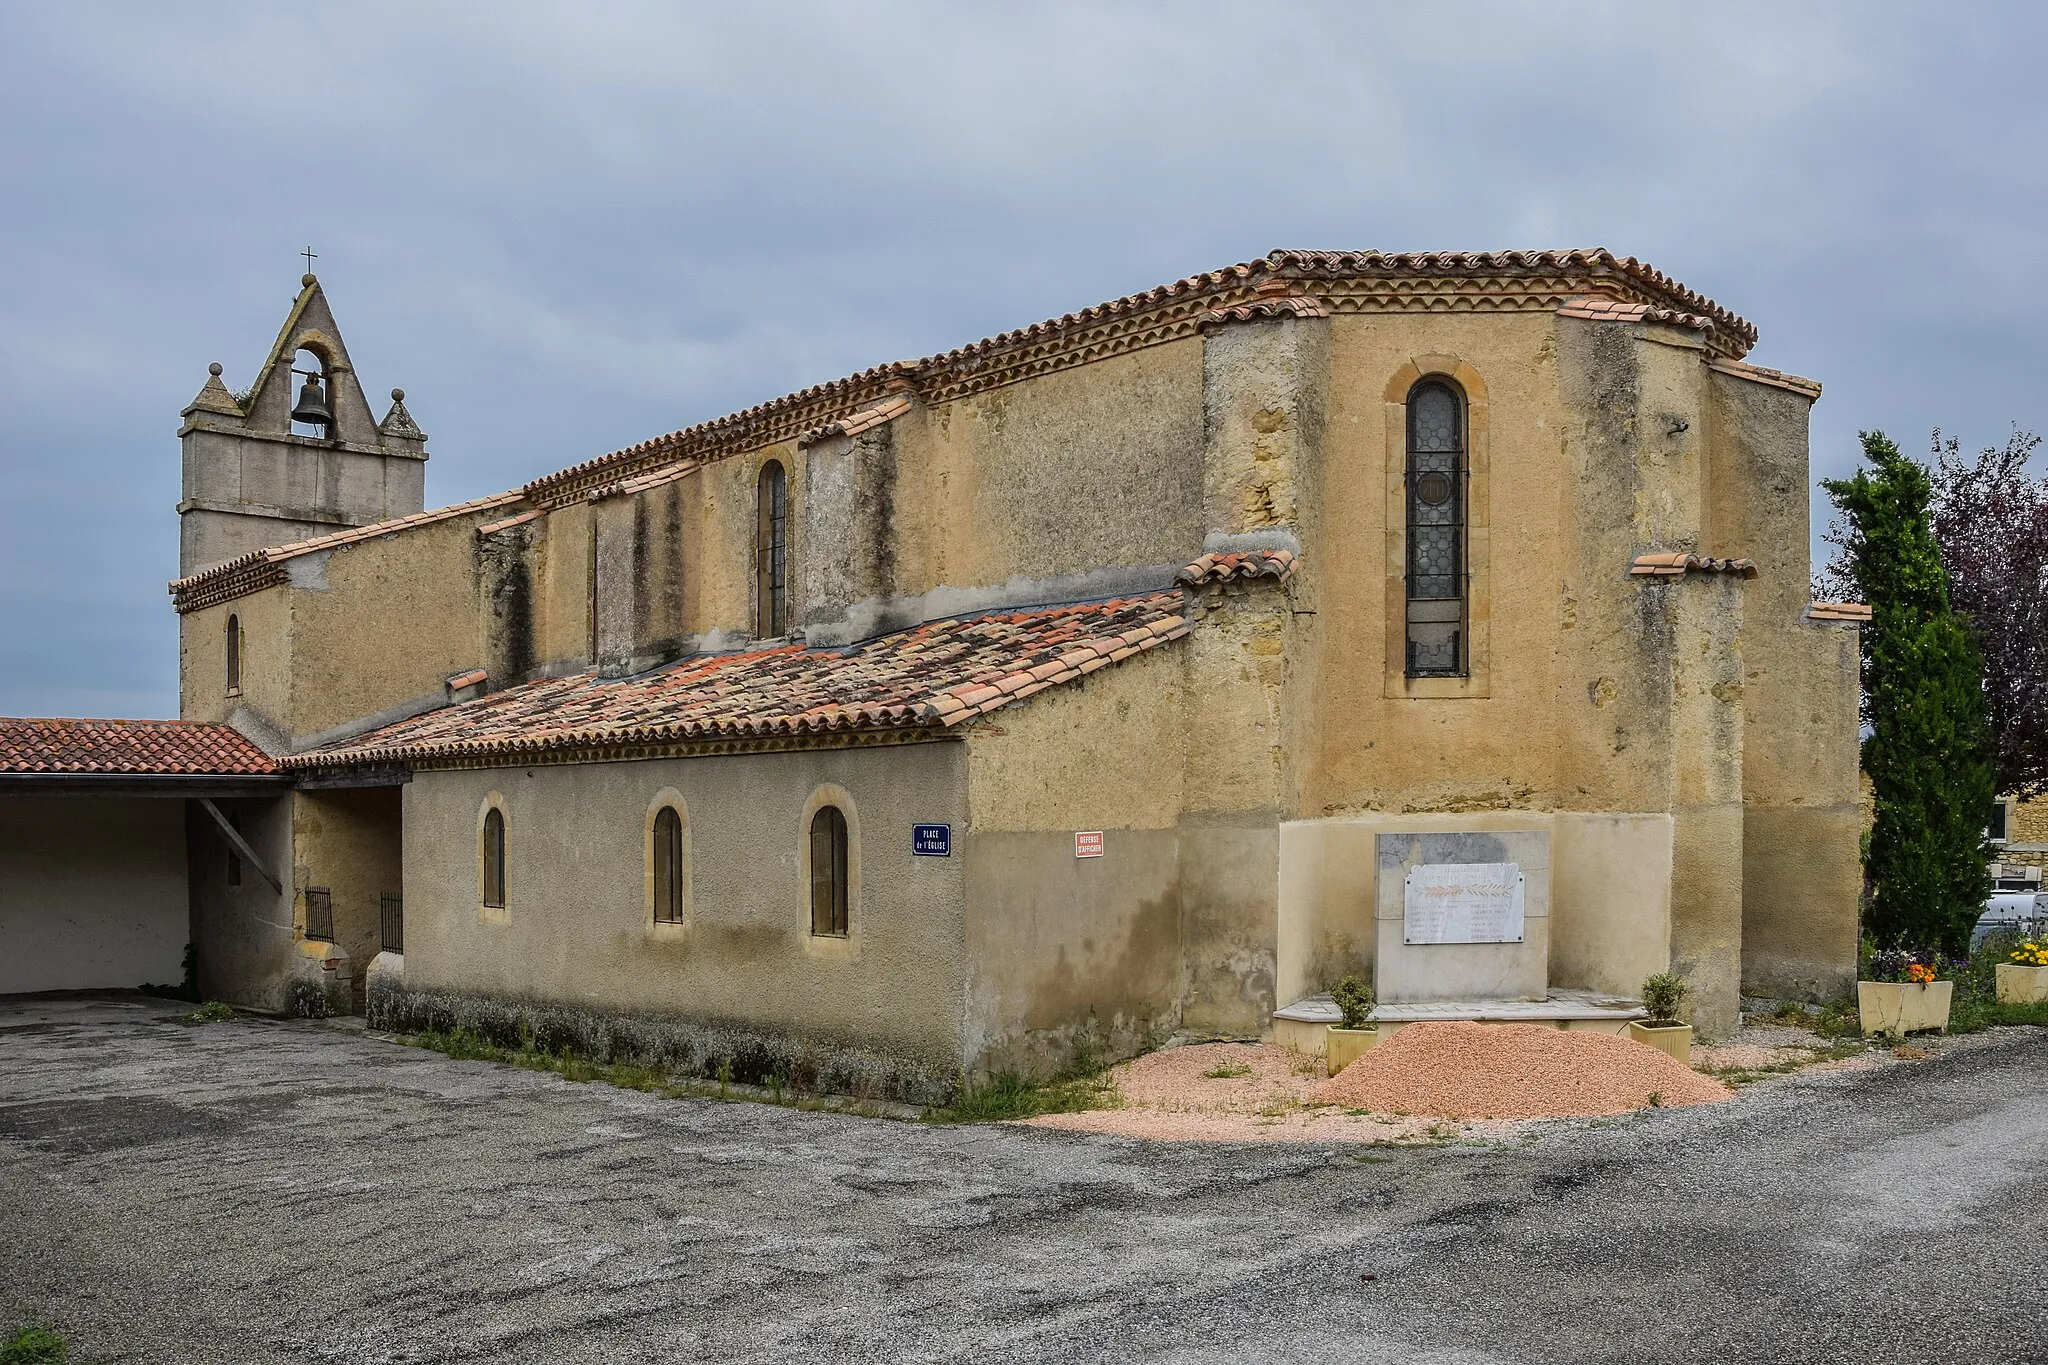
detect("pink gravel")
(1020, 1042), (1520, 1143)
(1314, 1021), (1731, 1119)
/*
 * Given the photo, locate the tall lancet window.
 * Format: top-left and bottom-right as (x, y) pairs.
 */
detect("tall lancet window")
(756, 460), (788, 638)
(1405, 379), (1467, 677)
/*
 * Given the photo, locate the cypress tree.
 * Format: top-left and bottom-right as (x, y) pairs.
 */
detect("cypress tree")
(1822, 431), (1994, 957)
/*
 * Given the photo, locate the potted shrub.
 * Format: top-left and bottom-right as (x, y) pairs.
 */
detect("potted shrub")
(1858, 949), (1954, 1038)
(1326, 974), (1378, 1075)
(1628, 972), (1693, 1063)
(1996, 940), (2048, 1004)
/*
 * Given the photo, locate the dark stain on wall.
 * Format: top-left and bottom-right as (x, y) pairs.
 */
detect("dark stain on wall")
(1023, 889), (1181, 1033)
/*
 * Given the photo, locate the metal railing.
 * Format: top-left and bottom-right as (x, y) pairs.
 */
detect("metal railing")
(380, 892), (404, 954)
(304, 887), (334, 942)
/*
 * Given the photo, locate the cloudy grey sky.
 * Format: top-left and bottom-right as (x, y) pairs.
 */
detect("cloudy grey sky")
(1, 2), (2039, 716)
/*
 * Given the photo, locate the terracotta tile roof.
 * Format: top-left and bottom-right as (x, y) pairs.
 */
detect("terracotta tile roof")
(1197, 294), (1330, 330)
(0, 718), (279, 775)
(1630, 552), (1759, 579)
(1807, 601), (1873, 622)
(287, 594), (1190, 771)
(1707, 357), (1823, 401)
(800, 394), (914, 447)
(1556, 295), (1716, 330)
(170, 490), (527, 613)
(588, 460), (703, 503)
(1176, 549), (1299, 586)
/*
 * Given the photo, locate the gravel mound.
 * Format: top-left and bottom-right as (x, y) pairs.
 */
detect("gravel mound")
(1313, 1021), (1731, 1119)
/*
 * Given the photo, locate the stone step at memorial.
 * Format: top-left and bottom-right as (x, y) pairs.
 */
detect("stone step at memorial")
(1271, 989), (1647, 1056)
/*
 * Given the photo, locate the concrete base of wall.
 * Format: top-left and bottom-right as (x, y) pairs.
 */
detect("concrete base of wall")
(367, 984), (960, 1106)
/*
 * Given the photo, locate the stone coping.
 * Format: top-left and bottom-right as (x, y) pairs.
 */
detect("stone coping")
(1274, 988), (1646, 1026)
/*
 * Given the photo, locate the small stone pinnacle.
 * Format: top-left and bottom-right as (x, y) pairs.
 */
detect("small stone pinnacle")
(391, 388), (405, 402)
(209, 362), (223, 376)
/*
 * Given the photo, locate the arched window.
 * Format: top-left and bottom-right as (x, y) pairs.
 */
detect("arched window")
(225, 614), (241, 695)
(1405, 379), (1467, 677)
(756, 460), (788, 638)
(808, 805), (848, 937)
(652, 805), (685, 924)
(481, 807), (507, 909)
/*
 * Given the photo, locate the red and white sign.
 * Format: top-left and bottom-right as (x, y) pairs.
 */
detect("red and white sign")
(1074, 831), (1104, 858)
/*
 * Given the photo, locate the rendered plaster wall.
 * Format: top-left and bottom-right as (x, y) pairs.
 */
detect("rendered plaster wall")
(529, 500), (595, 673)
(896, 342), (1205, 598)
(592, 480), (689, 675)
(180, 510), (496, 749)
(282, 513), (492, 745)
(671, 342), (1208, 648)
(180, 585), (292, 734)
(1706, 369), (1863, 1002)
(1176, 587), (1294, 1033)
(1299, 311), (1611, 817)
(1659, 571), (1749, 1037)
(1274, 810), (1675, 1009)
(187, 793), (296, 1012)
(1549, 813), (1676, 997)
(962, 646), (1188, 1073)
(0, 796), (188, 993)
(291, 786), (403, 1005)
(402, 743), (969, 1073)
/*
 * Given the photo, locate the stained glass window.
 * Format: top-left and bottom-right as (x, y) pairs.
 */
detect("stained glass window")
(1406, 381), (1466, 677)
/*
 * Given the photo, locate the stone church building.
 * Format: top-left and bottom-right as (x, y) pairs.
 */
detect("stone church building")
(133, 250), (1864, 1098)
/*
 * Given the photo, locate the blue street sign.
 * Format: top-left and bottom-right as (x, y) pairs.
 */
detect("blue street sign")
(912, 823), (952, 857)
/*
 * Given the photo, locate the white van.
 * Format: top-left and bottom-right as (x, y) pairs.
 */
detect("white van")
(1974, 891), (2048, 947)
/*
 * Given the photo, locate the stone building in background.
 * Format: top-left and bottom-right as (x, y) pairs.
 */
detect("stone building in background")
(150, 251), (1864, 1094)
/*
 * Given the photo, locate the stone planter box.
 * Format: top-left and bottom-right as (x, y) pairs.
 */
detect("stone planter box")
(1326, 1026), (1379, 1075)
(1857, 980), (1953, 1038)
(1995, 963), (2048, 1004)
(1627, 1021), (1694, 1065)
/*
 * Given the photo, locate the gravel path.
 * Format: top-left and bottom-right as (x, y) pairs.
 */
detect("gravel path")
(4, 994), (2047, 1364)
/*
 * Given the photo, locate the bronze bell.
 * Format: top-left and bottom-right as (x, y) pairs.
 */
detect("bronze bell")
(290, 372), (333, 429)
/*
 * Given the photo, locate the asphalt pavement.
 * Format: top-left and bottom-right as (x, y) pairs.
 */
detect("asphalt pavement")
(1, 994), (2044, 1364)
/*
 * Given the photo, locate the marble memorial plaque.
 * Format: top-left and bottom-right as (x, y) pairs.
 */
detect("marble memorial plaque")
(1403, 862), (1525, 944)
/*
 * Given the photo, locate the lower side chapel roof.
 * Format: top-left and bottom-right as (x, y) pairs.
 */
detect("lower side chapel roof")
(287, 593), (1191, 771)
(0, 717), (279, 775)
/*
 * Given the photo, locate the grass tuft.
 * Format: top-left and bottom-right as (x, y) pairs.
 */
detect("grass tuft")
(183, 1001), (236, 1025)
(1, 1325), (69, 1365)
(923, 1068), (1120, 1124)
(1201, 1062), (1253, 1079)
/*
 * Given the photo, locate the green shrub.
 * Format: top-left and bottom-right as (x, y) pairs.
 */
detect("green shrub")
(1641, 972), (1689, 1026)
(1, 1324), (69, 1364)
(1822, 431), (1995, 957)
(1331, 974), (1376, 1030)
